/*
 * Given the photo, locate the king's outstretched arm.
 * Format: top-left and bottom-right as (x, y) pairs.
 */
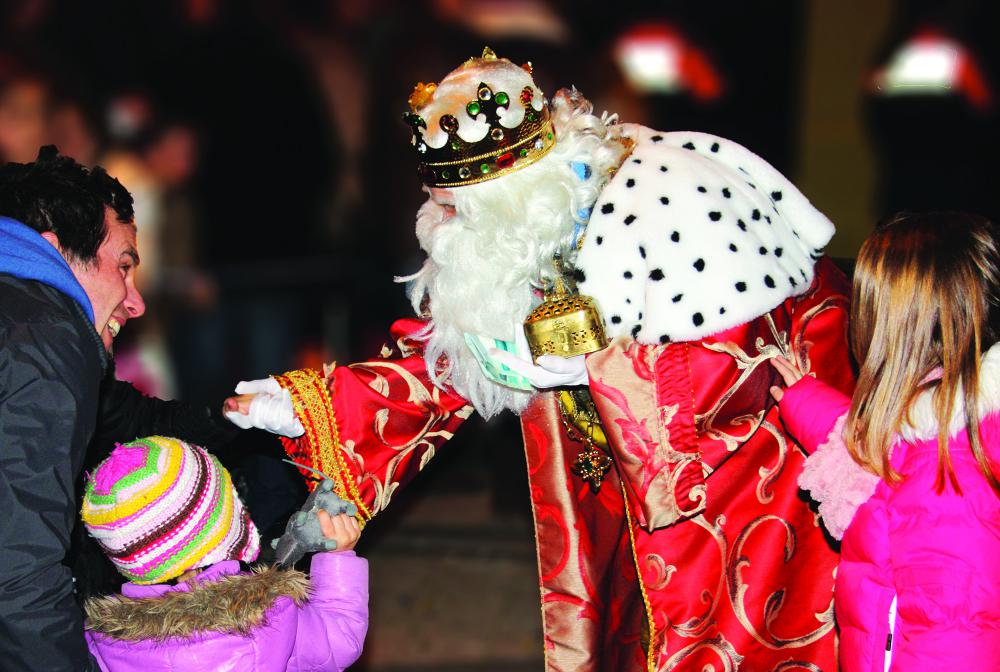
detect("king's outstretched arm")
(272, 318), (474, 524)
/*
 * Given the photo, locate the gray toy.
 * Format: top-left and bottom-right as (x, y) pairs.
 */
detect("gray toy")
(271, 460), (359, 567)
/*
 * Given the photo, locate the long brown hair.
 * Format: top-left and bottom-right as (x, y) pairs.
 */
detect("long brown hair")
(848, 212), (1000, 496)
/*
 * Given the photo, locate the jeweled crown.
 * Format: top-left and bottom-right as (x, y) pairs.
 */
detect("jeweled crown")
(403, 48), (557, 188)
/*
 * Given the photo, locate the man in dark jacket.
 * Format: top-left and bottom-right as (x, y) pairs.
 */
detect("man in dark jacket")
(0, 147), (237, 671)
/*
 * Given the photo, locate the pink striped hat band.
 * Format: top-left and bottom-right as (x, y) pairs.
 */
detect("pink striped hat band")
(82, 436), (259, 585)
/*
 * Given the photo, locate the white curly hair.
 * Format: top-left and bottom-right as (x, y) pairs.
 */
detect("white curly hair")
(401, 88), (626, 418)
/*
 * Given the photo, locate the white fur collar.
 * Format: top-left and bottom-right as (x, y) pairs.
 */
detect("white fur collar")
(898, 341), (1000, 442)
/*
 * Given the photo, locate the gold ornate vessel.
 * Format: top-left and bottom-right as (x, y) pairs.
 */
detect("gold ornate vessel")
(523, 267), (608, 363)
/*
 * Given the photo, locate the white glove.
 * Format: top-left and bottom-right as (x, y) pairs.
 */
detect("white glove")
(487, 349), (589, 389)
(224, 377), (305, 438)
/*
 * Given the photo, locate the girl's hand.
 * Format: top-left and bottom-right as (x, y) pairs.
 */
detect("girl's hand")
(769, 355), (805, 402)
(317, 510), (361, 553)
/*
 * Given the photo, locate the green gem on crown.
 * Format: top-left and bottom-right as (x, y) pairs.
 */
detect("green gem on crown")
(495, 91), (509, 106)
(480, 163), (490, 174)
(467, 101), (481, 117)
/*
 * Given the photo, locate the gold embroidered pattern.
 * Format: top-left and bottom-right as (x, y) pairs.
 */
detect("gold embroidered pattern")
(274, 368), (372, 523)
(623, 485), (657, 672)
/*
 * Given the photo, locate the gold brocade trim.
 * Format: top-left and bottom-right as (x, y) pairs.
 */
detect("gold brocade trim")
(623, 483), (657, 672)
(557, 389), (609, 450)
(274, 368), (372, 523)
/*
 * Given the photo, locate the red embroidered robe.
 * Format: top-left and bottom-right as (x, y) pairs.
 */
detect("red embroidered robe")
(278, 257), (853, 671)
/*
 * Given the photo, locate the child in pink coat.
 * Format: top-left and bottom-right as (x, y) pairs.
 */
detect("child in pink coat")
(771, 212), (1000, 671)
(82, 436), (368, 671)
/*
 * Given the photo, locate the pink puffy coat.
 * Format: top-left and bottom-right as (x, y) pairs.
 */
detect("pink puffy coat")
(85, 552), (367, 671)
(779, 366), (1000, 672)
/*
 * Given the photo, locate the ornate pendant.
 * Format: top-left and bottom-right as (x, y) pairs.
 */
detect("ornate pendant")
(558, 388), (613, 493)
(571, 445), (613, 493)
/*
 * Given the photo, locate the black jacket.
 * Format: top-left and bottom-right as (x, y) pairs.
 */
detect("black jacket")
(0, 273), (241, 671)
(0, 274), (105, 672)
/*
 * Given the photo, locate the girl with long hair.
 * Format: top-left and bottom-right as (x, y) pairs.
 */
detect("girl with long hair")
(771, 211), (1000, 671)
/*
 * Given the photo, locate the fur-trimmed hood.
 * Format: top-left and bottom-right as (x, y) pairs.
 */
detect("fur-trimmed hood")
(85, 563), (309, 641)
(899, 341), (1000, 443)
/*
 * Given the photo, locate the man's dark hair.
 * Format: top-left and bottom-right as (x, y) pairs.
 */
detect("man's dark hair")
(0, 145), (134, 264)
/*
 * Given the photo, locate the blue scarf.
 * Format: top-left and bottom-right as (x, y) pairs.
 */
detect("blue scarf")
(0, 216), (95, 323)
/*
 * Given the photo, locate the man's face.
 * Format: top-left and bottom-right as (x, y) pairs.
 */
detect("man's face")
(70, 209), (145, 351)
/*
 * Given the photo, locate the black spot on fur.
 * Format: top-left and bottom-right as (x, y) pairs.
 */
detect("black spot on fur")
(649, 268), (665, 281)
(759, 246), (767, 255)
(631, 325), (641, 338)
(764, 275), (776, 288)
(709, 211), (722, 222)
(692, 312), (704, 326)
(660, 196), (670, 205)
(736, 281), (747, 292)
(693, 258), (705, 272)
(611, 315), (622, 324)
(632, 158), (642, 164)
(626, 178), (635, 188)
(660, 334), (671, 344)
(596, 236), (603, 245)
(710, 142), (720, 153)
(624, 271), (633, 279)
(682, 142), (695, 150)
(729, 243), (738, 252)
(639, 245), (646, 258)
(697, 186), (707, 193)
(722, 188), (731, 198)
(672, 293), (683, 303)
(624, 214), (636, 225)
(573, 269), (586, 284)
(719, 307), (726, 315)
(789, 276), (797, 287)
(670, 231), (680, 243)
(651, 135), (664, 143)
(737, 219), (747, 231)
(752, 209), (761, 221)
(771, 190), (783, 201)
(660, 165), (668, 172)
(601, 203), (614, 214)
(774, 247), (783, 257)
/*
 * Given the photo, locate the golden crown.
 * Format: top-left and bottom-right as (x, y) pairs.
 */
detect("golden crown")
(403, 49), (556, 188)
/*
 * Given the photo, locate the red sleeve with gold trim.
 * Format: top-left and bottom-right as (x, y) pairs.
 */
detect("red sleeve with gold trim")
(277, 318), (474, 523)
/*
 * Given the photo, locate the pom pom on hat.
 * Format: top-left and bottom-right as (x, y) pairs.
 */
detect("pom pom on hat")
(82, 436), (259, 585)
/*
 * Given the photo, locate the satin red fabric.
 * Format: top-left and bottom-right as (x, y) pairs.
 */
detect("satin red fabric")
(281, 258), (854, 671)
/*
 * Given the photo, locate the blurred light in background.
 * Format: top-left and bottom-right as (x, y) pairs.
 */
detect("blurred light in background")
(871, 30), (992, 110)
(613, 22), (723, 102)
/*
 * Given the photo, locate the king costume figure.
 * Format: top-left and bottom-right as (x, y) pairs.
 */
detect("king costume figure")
(228, 49), (854, 671)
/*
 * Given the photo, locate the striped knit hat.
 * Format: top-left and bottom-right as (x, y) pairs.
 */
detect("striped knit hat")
(82, 436), (260, 585)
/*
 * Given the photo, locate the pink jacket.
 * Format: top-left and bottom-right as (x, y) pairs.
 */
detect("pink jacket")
(780, 371), (1000, 672)
(85, 552), (368, 671)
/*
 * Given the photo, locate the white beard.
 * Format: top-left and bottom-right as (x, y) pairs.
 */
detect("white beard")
(401, 87), (627, 418)
(404, 197), (547, 418)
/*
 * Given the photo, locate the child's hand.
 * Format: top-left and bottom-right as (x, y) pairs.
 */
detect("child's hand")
(769, 355), (805, 402)
(317, 510), (361, 553)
